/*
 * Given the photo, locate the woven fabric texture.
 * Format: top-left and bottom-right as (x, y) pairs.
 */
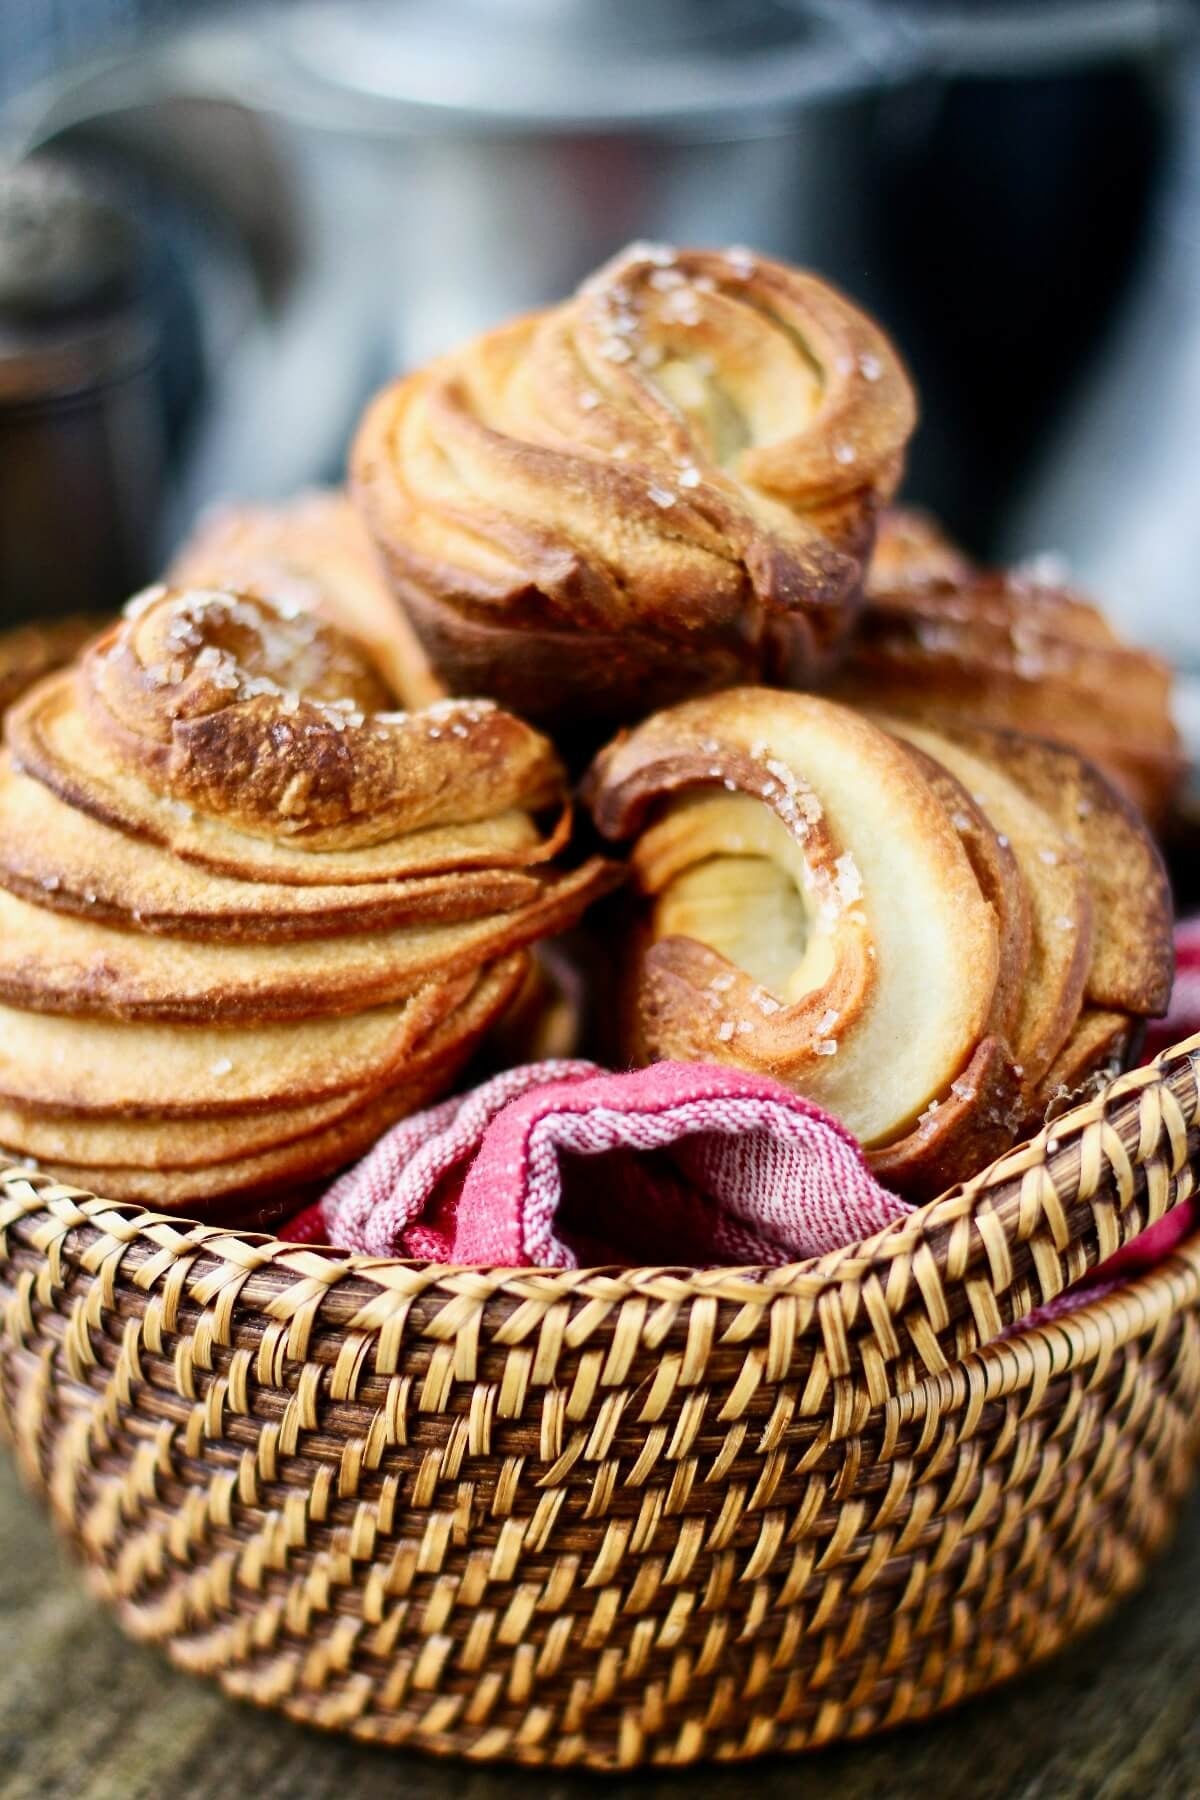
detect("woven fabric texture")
(291, 1059), (906, 1267)
(2, 1031), (1199, 1766)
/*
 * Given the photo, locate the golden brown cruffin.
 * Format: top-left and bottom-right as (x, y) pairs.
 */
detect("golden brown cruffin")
(0, 585), (618, 1216)
(585, 688), (1173, 1199)
(169, 488), (445, 710)
(0, 614), (106, 718)
(828, 507), (1186, 828)
(352, 243), (916, 731)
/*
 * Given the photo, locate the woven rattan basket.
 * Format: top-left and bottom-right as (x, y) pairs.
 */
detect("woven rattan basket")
(1, 1035), (1199, 1770)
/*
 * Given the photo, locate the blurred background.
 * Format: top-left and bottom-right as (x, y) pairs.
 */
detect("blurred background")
(0, 0), (1197, 694)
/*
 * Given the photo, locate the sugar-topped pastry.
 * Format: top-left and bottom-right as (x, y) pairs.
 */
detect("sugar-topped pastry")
(586, 688), (1172, 1197)
(0, 585), (617, 1214)
(170, 488), (445, 709)
(830, 507), (1185, 828)
(352, 244), (916, 731)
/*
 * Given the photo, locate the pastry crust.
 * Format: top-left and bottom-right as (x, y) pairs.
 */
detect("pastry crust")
(831, 508), (1185, 827)
(944, 722), (1173, 1017)
(0, 973), (475, 1116)
(1036, 1009), (1140, 1120)
(587, 688), (1172, 1198)
(0, 588), (618, 1206)
(0, 956), (526, 1208)
(587, 690), (999, 1153)
(353, 244), (916, 730)
(170, 489), (445, 709)
(0, 755), (543, 939)
(76, 588), (563, 847)
(0, 615), (105, 718)
(0, 860), (606, 1023)
(879, 718), (1095, 1090)
(10, 675), (559, 885)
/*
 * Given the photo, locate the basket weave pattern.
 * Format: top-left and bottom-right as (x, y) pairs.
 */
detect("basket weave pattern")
(1, 1038), (1199, 1769)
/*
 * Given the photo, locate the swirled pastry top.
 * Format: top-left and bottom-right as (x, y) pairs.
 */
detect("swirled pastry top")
(74, 584), (564, 849)
(586, 688), (1172, 1199)
(352, 243), (917, 727)
(0, 585), (618, 1210)
(587, 689), (1000, 1151)
(169, 489), (446, 709)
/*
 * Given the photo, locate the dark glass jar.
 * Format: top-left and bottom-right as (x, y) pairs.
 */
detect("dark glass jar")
(0, 157), (164, 625)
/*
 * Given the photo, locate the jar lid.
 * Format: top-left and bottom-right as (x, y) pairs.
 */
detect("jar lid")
(0, 158), (154, 404)
(0, 158), (136, 319)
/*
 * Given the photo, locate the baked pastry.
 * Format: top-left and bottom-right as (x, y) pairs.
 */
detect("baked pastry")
(486, 944), (585, 1066)
(586, 688), (1172, 1198)
(352, 243), (916, 732)
(0, 584), (616, 1215)
(170, 488), (445, 708)
(828, 507), (1185, 827)
(0, 615), (105, 718)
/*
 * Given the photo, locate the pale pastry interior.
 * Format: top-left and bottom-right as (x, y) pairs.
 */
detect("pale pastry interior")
(587, 686), (1173, 1198)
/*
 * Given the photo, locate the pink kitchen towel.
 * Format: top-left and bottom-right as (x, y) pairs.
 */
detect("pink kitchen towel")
(1089, 917), (1200, 1282)
(281, 920), (1200, 1275)
(282, 1058), (908, 1268)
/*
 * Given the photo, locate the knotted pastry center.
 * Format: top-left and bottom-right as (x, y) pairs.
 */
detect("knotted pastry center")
(587, 687), (1172, 1198)
(82, 586), (561, 846)
(633, 775), (876, 1061)
(588, 690), (999, 1152)
(353, 243), (917, 727)
(0, 586), (616, 1213)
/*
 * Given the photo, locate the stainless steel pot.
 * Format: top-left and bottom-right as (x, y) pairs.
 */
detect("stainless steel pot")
(1, 1), (1190, 572)
(1, 0), (903, 517)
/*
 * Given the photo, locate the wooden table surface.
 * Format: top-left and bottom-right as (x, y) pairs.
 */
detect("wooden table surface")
(3, 1459), (1199, 1800)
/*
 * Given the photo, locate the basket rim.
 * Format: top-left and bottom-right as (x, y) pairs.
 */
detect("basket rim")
(2, 1033), (1197, 1380)
(888, 1227), (1200, 1425)
(3, 1030), (1196, 1287)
